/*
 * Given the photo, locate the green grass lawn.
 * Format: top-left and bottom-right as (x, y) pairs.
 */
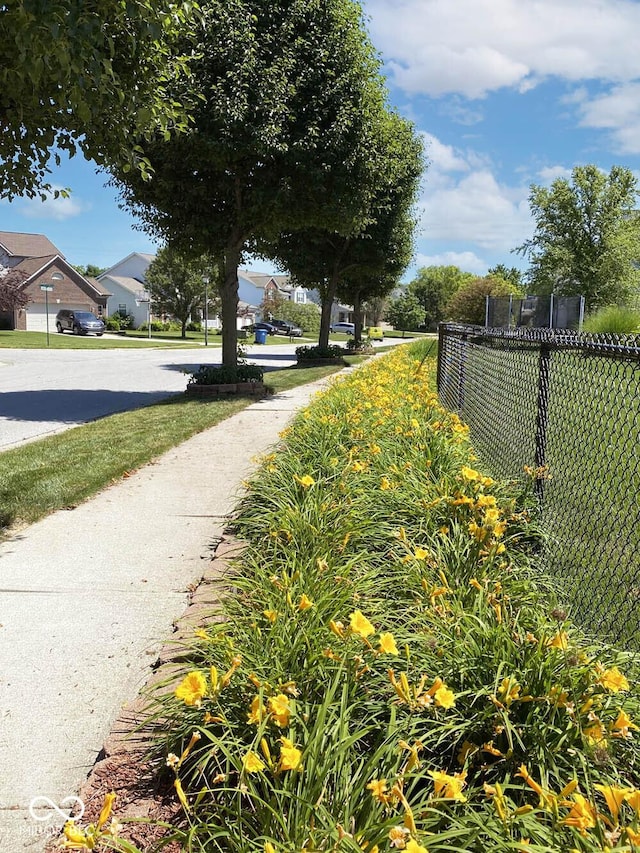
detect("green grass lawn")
(0, 362), (348, 536)
(0, 330), (196, 349)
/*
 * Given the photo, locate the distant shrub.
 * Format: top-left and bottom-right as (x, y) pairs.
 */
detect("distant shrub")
(105, 315), (120, 331)
(295, 344), (345, 360)
(446, 275), (523, 325)
(187, 363), (264, 385)
(582, 304), (640, 334)
(186, 321), (202, 332)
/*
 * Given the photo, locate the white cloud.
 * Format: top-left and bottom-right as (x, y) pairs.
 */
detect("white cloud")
(367, 0), (640, 99)
(419, 135), (533, 252)
(576, 83), (640, 153)
(415, 250), (488, 274)
(537, 165), (573, 183)
(16, 187), (86, 222)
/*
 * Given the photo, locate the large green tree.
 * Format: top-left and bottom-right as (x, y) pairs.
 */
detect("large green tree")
(112, 0), (388, 368)
(0, 0), (196, 199)
(145, 246), (218, 338)
(384, 291), (424, 334)
(407, 265), (475, 330)
(516, 165), (640, 309)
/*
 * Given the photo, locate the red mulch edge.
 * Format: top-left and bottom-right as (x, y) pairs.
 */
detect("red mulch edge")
(45, 535), (245, 853)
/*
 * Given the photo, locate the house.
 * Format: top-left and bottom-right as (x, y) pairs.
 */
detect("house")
(97, 252), (156, 328)
(0, 231), (110, 331)
(240, 270), (316, 309)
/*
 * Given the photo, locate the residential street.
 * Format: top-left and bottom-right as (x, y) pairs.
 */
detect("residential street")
(0, 342), (300, 450)
(0, 338), (411, 450)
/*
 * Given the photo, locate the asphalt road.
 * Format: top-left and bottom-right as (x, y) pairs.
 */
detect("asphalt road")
(0, 341), (302, 450)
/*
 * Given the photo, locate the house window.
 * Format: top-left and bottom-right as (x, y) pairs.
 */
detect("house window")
(51, 272), (64, 280)
(295, 290), (305, 303)
(118, 304), (128, 317)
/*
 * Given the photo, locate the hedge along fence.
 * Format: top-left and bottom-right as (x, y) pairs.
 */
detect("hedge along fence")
(66, 343), (640, 853)
(436, 323), (640, 652)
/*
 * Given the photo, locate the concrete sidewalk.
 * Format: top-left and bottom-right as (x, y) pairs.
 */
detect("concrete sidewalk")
(0, 377), (331, 851)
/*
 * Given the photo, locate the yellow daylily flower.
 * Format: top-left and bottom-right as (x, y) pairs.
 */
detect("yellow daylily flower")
(547, 632), (569, 650)
(97, 791), (116, 830)
(242, 750), (266, 774)
(62, 821), (89, 848)
(434, 685), (456, 709)
(595, 784), (634, 823)
(279, 736), (302, 771)
(367, 778), (389, 803)
(294, 474), (315, 488)
(612, 709), (639, 738)
(429, 769), (467, 801)
(174, 778), (190, 812)
(297, 594), (314, 611)
(378, 632), (399, 655)
(405, 840), (429, 853)
(175, 671), (207, 707)
(350, 610), (375, 638)
(268, 694), (291, 727)
(562, 793), (596, 835)
(247, 695), (266, 725)
(598, 666), (630, 693)
(624, 788), (640, 815)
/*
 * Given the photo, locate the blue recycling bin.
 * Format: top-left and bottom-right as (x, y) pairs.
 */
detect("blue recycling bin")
(254, 328), (268, 344)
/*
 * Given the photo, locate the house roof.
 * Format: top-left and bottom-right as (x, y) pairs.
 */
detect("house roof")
(100, 274), (149, 296)
(241, 270), (293, 291)
(0, 231), (63, 258)
(98, 252), (155, 279)
(12, 255), (110, 299)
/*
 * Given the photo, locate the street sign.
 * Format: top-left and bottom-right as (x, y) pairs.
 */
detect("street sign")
(40, 284), (54, 292)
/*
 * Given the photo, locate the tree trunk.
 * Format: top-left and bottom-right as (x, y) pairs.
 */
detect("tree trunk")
(352, 290), (363, 342)
(319, 273), (338, 349)
(220, 241), (242, 369)
(181, 318), (187, 339)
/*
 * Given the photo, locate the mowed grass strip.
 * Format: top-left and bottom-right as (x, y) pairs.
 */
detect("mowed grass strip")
(0, 362), (348, 535)
(0, 330), (196, 349)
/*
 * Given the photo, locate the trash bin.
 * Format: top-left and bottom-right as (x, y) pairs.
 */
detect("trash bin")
(255, 328), (268, 344)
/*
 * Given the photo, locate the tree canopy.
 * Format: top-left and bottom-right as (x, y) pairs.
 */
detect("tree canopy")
(145, 245), (217, 338)
(112, 0), (391, 367)
(261, 109), (423, 346)
(516, 165), (640, 309)
(0, 269), (29, 312)
(446, 275), (523, 326)
(0, 0), (196, 199)
(407, 265), (475, 330)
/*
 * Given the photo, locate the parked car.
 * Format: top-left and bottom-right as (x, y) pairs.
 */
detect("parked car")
(249, 321), (277, 335)
(272, 319), (303, 337)
(56, 310), (105, 336)
(367, 326), (384, 341)
(330, 322), (355, 335)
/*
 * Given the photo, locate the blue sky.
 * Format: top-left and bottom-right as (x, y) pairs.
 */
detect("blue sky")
(4, 0), (640, 280)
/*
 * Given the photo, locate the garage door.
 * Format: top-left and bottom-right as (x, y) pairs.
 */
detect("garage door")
(24, 302), (95, 333)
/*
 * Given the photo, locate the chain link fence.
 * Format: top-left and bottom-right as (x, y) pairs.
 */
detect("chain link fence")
(437, 322), (640, 650)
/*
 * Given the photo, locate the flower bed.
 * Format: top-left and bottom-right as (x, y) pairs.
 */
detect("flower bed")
(65, 341), (640, 853)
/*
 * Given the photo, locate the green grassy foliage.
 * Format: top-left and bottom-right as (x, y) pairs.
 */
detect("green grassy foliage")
(104, 342), (640, 853)
(582, 305), (640, 334)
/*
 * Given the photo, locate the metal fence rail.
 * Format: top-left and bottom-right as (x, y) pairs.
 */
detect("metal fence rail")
(437, 323), (640, 649)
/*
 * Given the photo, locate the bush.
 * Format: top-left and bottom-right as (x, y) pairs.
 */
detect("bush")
(582, 304), (640, 334)
(295, 343), (345, 360)
(346, 338), (374, 353)
(186, 321), (202, 332)
(138, 320), (168, 332)
(105, 315), (120, 331)
(187, 363), (264, 385)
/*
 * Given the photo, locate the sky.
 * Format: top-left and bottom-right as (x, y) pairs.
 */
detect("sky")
(3, 0), (640, 280)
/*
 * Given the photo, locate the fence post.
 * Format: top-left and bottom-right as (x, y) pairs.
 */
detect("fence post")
(534, 341), (551, 501)
(436, 324), (445, 392)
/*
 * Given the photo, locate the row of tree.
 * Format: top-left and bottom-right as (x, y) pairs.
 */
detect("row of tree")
(387, 164), (640, 331)
(108, 0), (423, 361)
